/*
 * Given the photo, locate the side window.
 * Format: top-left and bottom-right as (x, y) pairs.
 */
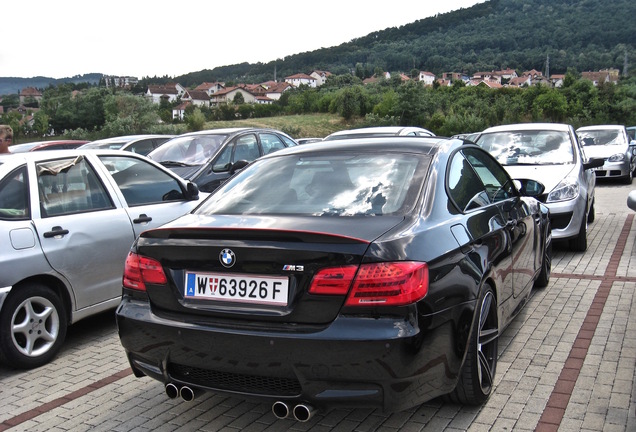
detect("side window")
(99, 155), (184, 206)
(447, 152), (488, 212)
(38, 156), (113, 217)
(232, 134), (260, 162)
(463, 148), (513, 203)
(280, 135), (298, 147)
(213, 143), (233, 172)
(0, 166), (29, 220)
(260, 133), (286, 154)
(128, 139), (154, 155)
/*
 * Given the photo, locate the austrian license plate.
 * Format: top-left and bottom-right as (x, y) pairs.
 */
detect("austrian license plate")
(185, 272), (289, 305)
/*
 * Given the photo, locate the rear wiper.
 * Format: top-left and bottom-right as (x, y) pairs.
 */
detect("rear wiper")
(160, 160), (193, 167)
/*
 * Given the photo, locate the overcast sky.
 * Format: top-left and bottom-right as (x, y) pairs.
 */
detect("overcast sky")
(1, 0), (484, 79)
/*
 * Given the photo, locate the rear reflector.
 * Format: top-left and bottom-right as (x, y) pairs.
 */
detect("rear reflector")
(123, 252), (167, 291)
(346, 262), (428, 306)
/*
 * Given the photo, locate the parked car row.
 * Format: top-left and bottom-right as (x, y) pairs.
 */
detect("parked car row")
(0, 121), (625, 419)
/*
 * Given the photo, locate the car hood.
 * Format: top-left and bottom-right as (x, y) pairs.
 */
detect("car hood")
(582, 145), (627, 159)
(502, 164), (577, 193)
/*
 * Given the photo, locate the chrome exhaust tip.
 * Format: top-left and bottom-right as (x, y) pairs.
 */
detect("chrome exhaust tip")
(272, 401), (290, 419)
(179, 385), (200, 402)
(165, 383), (179, 399)
(293, 403), (315, 422)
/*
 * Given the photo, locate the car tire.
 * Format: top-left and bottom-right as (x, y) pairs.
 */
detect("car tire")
(448, 285), (498, 405)
(534, 231), (552, 288)
(0, 283), (67, 369)
(587, 200), (595, 224)
(569, 212), (588, 252)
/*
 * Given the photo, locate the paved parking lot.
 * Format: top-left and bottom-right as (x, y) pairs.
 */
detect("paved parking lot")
(1, 181), (635, 432)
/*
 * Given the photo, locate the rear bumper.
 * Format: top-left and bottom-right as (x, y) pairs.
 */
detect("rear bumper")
(116, 297), (474, 412)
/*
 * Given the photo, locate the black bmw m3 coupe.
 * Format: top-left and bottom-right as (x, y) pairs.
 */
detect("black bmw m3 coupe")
(117, 136), (551, 420)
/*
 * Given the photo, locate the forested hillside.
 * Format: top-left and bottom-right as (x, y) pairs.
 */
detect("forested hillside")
(176, 0), (635, 86)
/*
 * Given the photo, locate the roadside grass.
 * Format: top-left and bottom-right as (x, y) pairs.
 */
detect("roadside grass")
(202, 113), (365, 139)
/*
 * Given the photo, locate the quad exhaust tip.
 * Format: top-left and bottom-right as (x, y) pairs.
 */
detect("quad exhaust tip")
(272, 401), (316, 422)
(165, 383), (201, 402)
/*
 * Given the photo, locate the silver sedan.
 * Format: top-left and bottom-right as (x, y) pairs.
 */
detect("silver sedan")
(0, 150), (207, 368)
(576, 125), (636, 184)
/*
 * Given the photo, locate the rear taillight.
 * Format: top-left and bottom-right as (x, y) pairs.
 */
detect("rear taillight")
(123, 252), (167, 291)
(309, 266), (357, 295)
(309, 262), (428, 307)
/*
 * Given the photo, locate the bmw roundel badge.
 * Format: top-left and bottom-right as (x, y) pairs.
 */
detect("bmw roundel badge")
(219, 249), (236, 268)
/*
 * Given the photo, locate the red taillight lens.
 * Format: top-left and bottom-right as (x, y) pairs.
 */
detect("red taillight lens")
(345, 262), (428, 306)
(123, 252), (167, 291)
(308, 265), (357, 295)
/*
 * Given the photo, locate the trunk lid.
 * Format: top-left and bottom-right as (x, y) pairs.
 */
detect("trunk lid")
(136, 214), (404, 325)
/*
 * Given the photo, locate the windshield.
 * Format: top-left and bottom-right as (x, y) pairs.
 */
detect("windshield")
(148, 134), (227, 165)
(577, 129), (626, 146)
(476, 130), (574, 166)
(197, 152), (428, 216)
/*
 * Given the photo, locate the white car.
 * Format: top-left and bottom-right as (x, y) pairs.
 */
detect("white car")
(475, 123), (603, 251)
(0, 150), (207, 368)
(576, 125), (636, 184)
(323, 126), (435, 141)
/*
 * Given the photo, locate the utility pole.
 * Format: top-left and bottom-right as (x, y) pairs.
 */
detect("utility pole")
(545, 54), (550, 79)
(624, 51), (629, 77)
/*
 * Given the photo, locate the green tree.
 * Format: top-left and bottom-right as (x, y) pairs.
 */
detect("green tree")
(233, 92), (245, 105)
(101, 93), (160, 136)
(185, 107), (206, 131)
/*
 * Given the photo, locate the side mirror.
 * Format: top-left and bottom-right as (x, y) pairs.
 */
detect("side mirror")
(185, 181), (199, 200)
(583, 158), (604, 170)
(628, 190), (636, 212)
(230, 160), (250, 174)
(514, 179), (545, 197)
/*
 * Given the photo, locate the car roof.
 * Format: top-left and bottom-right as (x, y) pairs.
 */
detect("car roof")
(0, 149), (151, 169)
(259, 136), (456, 159)
(325, 126), (433, 139)
(482, 123), (572, 133)
(83, 134), (172, 145)
(177, 128), (255, 137)
(576, 125), (625, 131)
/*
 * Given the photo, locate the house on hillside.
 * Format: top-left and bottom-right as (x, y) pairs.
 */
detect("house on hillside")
(418, 71), (436, 86)
(19, 87), (43, 105)
(260, 81), (292, 100)
(581, 69), (619, 86)
(173, 101), (191, 121)
(183, 90), (211, 107)
(103, 76), (138, 89)
(285, 73), (317, 88)
(194, 82), (225, 96)
(146, 83), (187, 104)
(508, 76), (531, 87)
(310, 70), (332, 86)
(209, 86), (257, 106)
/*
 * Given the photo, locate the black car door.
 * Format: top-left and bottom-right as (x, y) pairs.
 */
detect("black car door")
(463, 148), (537, 299)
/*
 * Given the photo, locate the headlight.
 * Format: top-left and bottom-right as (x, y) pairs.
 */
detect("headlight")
(547, 177), (580, 202)
(608, 153), (625, 162)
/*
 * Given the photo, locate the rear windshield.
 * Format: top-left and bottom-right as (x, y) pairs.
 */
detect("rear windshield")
(197, 152), (429, 216)
(476, 130), (574, 165)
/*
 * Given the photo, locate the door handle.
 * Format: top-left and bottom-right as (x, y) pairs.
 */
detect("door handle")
(43, 226), (69, 238)
(133, 214), (152, 224)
